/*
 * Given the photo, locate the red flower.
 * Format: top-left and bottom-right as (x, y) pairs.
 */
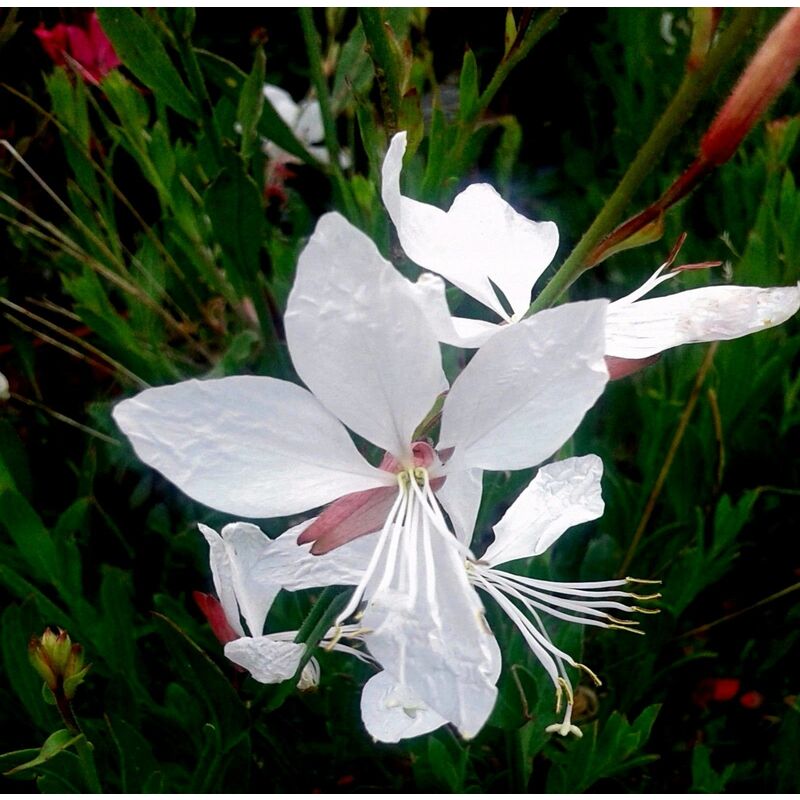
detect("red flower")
(34, 13), (120, 84)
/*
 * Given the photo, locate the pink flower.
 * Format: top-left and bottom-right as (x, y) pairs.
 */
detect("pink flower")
(34, 13), (120, 85)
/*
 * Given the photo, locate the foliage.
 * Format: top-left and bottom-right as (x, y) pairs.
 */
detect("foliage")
(0, 7), (798, 792)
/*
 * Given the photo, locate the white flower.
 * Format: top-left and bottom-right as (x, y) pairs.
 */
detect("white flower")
(113, 211), (610, 739)
(361, 455), (660, 742)
(0, 371), (9, 401)
(263, 84), (349, 168)
(382, 131), (800, 354)
(198, 518), (374, 687)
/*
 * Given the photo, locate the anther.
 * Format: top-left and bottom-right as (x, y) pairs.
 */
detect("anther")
(631, 592), (662, 601)
(575, 662), (603, 687)
(632, 606), (661, 615)
(608, 624), (646, 635)
(605, 615), (640, 626)
(625, 577), (662, 585)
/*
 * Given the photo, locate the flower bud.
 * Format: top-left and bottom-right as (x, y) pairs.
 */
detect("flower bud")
(701, 9), (800, 165)
(28, 628), (90, 700)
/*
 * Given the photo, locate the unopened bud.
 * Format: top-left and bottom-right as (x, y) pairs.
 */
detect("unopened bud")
(701, 9), (800, 165)
(29, 628), (90, 700)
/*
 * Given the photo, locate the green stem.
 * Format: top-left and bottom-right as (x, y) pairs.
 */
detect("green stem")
(505, 729), (528, 792)
(476, 8), (565, 119)
(447, 9), (564, 181)
(174, 35), (224, 169)
(359, 8), (403, 134)
(55, 695), (101, 793)
(299, 8), (357, 220)
(527, 7), (760, 314)
(262, 586), (353, 713)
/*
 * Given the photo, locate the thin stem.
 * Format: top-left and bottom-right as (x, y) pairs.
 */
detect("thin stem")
(527, 8), (760, 314)
(617, 342), (719, 577)
(299, 8), (356, 220)
(55, 695), (101, 793)
(446, 9), (564, 181)
(475, 8), (565, 120)
(174, 34), (224, 168)
(358, 8), (403, 133)
(677, 580), (800, 639)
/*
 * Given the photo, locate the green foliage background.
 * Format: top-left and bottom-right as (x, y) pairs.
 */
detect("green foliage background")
(0, 7), (798, 792)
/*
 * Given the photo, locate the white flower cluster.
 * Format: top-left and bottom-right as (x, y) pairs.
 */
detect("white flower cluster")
(113, 132), (800, 743)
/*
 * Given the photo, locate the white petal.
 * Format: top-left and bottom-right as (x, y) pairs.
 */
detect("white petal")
(483, 455), (605, 566)
(408, 272), (503, 348)
(437, 468), (483, 546)
(220, 522), (280, 636)
(439, 300), (609, 472)
(382, 131), (559, 320)
(606, 283), (800, 359)
(262, 84), (299, 128)
(293, 99), (325, 145)
(197, 523), (245, 637)
(360, 672), (447, 742)
(113, 376), (389, 518)
(224, 636), (304, 684)
(251, 519), (378, 592)
(286, 212), (447, 459)
(362, 512), (500, 738)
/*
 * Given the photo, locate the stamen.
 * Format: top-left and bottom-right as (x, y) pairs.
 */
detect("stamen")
(335, 484), (407, 626)
(625, 577), (662, 585)
(608, 624), (646, 635)
(487, 570), (629, 629)
(473, 571), (562, 691)
(632, 606), (662, 615)
(574, 662), (602, 687)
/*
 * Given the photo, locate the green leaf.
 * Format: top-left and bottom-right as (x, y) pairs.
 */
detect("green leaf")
(152, 614), (247, 749)
(96, 9), (200, 121)
(106, 716), (161, 793)
(504, 9), (517, 57)
(1, 603), (59, 732)
(3, 729), (83, 776)
(458, 48), (480, 122)
(237, 48), (266, 161)
(546, 704), (661, 792)
(198, 50), (319, 167)
(691, 743), (735, 793)
(0, 488), (59, 586)
(0, 418), (33, 498)
(204, 160), (264, 294)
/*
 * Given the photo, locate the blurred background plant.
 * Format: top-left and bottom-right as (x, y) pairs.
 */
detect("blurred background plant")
(0, 7), (798, 792)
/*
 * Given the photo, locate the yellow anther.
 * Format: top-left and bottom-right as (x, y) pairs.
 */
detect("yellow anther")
(632, 606), (662, 615)
(625, 576), (662, 585)
(575, 663), (603, 687)
(631, 592), (662, 601)
(557, 676), (573, 705)
(605, 615), (640, 626)
(323, 626), (343, 651)
(609, 624), (646, 635)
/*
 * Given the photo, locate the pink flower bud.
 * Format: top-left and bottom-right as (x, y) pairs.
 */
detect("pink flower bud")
(701, 9), (800, 165)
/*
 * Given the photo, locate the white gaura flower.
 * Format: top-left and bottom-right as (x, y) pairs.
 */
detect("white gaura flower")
(362, 455), (660, 742)
(382, 131), (800, 356)
(197, 519), (374, 688)
(113, 211), (610, 739)
(263, 84), (350, 168)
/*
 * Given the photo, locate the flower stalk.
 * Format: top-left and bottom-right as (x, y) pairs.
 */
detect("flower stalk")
(527, 8), (760, 314)
(28, 629), (101, 793)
